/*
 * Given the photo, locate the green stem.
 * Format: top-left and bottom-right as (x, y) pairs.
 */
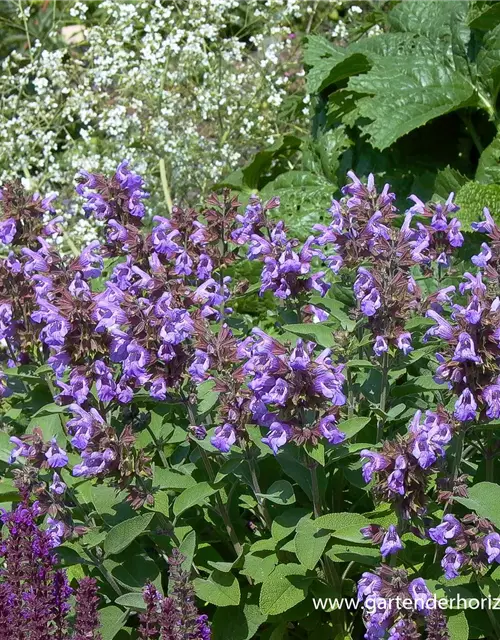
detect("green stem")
(376, 352), (390, 442)
(246, 448), (272, 530)
(146, 424), (169, 468)
(159, 158), (173, 214)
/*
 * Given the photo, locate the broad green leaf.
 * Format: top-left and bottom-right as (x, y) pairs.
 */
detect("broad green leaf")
(304, 36), (367, 94)
(259, 563), (309, 615)
(153, 466), (196, 490)
(91, 485), (136, 525)
(103, 513), (154, 557)
(272, 508), (310, 542)
(448, 611), (469, 640)
(455, 182), (500, 226)
(115, 593), (146, 611)
(256, 480), (295, 505)
(349, 56), (474, 150)
(100, 606), (128, 640)
(476, 24), (500, 106)
(455, 481), (500, 529)
(294, 516), (330, 570)
(212, 594), (267, 640)
(179, 530), (196, 572)
(476, 132), (500, 184)
(240, 553), (278, 584)
(314, 512), (369, 531)
(194, 570), (241, 607)
(282, 323), (335, 348)
(337, 417), (370, 439)
(173, 482), (217, 517)
(468, 1), (500, 30)
(389, 0), (468, 41)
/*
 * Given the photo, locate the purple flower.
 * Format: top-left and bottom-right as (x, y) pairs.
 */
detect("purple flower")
(318, 415), (345, 445)
(483, 384), (500, 419)
(262, 421), (291, 455)
(428, 515), (461, 545)
(188, 349), (210, 383)
(149, 377), (167, 401)
(373, 336), (388, 357)
(472, 243), (492, 268)
(8, 436), (31, 463)
(46, 517), (65, 547)
(441, 547), (463, 580)
(454, 388), (477, 422)
(408, 578), (432, 613)
(45, 439), (68, 468)
(289, 339), (312, 371)
(73, 448), (116, 477)
(412, 435), (436, 469)
(211, 424), (236, 453)
(357, 572), (382, 600)
(261, 378), (289, 406)
(395, 332), (413, 355)
(425, 310), (454, 341)
(360, 450), (390, 483)
(360, 288), (381, 317)
(484, 533), (500, 564)
(447, 218), (463, 247)
(380, 525), (403, 557)
(453, 332), (481, 364)
(0, 218), (16, 244)
(49, 472), (66, 496)
(471, 207), (495, 233)
(387, 455), (406, 495)
(353, 268), (373, 299)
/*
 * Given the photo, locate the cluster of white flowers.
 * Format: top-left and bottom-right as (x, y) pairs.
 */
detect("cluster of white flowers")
(0, 0), (305, 219)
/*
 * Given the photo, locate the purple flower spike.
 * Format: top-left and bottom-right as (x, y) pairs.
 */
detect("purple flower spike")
(380, 525), (403, 557)
(211, 424), (236, 453)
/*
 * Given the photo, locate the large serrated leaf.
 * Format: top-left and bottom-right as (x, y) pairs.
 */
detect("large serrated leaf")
(476, 133), (500, 184)
(389, 0), (468, 42)
(349, 56), (474, 150)
(259, 563), (309, 615)
(455, 181), (500, 226)
(103, 513), (154, 556)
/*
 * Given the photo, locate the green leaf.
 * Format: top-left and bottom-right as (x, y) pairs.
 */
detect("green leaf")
(282, 323), (335, 348)
(455, 481), (500, 529)
(259, 563), (309, 615)
(294, 516), (330, 570)
(304, 36), (368, 94)
(468, 1), (500, 30)
(198, 379), (219, 415)
(114, 593), (147, 611)
(173, 482), (217, 517)
(103, 513), (154, 557)
(272, 508), (310, 542)
(260, 171), (335, 239)
(476, 24), (500, 105)
(256, 480), (295, 505)
(455, 181), (500, 226)
(337, 417), (370, 439)
(179, 530), (196, 572)
(389, 0), (468, 41)
(212, 593), (267, 640)
(314, 512), (370, 531)
(476, 132), (500, 184)
(153, 467), (196, 490)
(240, 553), (278, 584)
(100, 606), (128, 640)
(349, 56), (474, 150)
(194, 570), (241, 607)
(447, 611), (469, 640)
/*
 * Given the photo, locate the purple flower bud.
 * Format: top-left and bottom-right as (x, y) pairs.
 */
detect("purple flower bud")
(189, 425), (207, 440)
(380, 525), (403, 557)
(211, 424), (236, 453)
